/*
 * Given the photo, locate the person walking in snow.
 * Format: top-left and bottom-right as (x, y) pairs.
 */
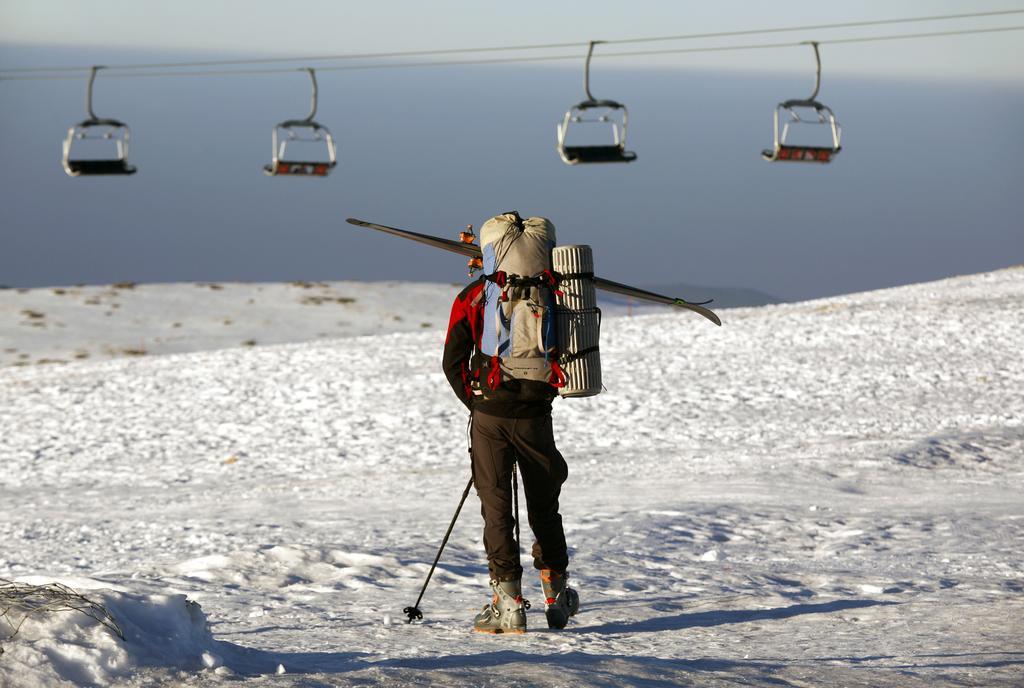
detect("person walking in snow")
(442, 213), (579, 634)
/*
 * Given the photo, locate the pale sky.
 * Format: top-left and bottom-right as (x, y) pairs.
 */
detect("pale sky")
(2, 0), (1023, 81)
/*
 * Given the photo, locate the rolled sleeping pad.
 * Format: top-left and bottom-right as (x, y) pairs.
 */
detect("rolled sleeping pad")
(552, 245), (602, 398)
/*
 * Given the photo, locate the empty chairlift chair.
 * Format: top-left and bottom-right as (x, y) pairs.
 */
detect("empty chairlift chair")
(762, 42), (842, 164)
(264, 68), (337, 177)
(557, 41), (637, 165)
(62, 66), (137, 177)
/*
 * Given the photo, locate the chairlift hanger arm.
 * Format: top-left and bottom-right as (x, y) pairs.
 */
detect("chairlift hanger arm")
(275, 67), (320, 124)
(78, 66), (128, 127)
(303, 67), (318, 123)
(583, 40), (607, 102)
(804, 41), (821, 102)
(84, 65), (105, 121)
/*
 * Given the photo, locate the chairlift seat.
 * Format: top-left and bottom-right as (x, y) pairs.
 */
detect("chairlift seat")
(65, 159), (137, 176)
(263, 161), (336, 177)
(62, 118), (136, 177)
(557, 99), (636, 165)
(561, 145), (637, 165)
(761, 145), (840, 163)
(265, 120), (337, 177)
(763, 100), (842, 165)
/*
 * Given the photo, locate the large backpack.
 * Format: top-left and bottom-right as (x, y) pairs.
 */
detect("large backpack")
(474, 212), (566, 402)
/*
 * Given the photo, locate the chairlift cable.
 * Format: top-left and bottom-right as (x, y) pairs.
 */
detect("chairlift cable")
(1, 9), (1022, 77)
(599, 8), (1024, 45)
(2, 24), (1022, 82)
(557, 25), (1024, 61)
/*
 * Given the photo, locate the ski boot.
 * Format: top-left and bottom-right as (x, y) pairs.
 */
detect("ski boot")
(540, 569), (579, 629)
(473, 579), (529, 634)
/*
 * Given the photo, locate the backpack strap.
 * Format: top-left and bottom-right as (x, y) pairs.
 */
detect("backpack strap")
(560, 346), (600, 365)
(486, 355), (503, 390)
(540, 269), (564, 298)
(484, 269), (564, 298)
(555, 270), (594, 281)
(548, 361), (567, 388)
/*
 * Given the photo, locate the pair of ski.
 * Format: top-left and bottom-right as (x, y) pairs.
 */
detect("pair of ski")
(345, 218), (722, 326)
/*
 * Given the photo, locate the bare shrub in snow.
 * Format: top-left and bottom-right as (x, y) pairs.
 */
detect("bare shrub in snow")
(0, 579), (124, 655)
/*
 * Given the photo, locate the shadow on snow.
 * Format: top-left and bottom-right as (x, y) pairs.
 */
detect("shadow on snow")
(584, 598), (896, 635)
(215, 598), (907, 679)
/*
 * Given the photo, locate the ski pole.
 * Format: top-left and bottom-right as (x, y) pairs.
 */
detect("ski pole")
(512, 458), (521, 553)
(403, 475), (474, 623)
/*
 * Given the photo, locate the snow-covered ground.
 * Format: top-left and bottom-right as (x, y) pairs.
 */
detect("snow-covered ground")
(0, 280), (464, 368)
(1, 268), (1022, 687)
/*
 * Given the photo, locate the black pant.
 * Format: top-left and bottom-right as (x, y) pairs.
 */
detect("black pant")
(471, 410), (569, 581)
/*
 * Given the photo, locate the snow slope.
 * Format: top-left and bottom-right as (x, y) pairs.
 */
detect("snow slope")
(0, 280), (463, 368)
(1, 268), (1022, 686)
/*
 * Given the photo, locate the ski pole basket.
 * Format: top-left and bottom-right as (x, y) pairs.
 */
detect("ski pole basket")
(62, 66), (137, 177)
(556, 41), (637, 165)
(263, 68), (337, 177)
(761, 42), (842, 164)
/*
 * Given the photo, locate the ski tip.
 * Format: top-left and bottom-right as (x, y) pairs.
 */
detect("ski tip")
(673, 299), (722, 326)
(345, 217), (366, 226)
(701, 307), (723, 326)
(699, 310), (723, 326)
